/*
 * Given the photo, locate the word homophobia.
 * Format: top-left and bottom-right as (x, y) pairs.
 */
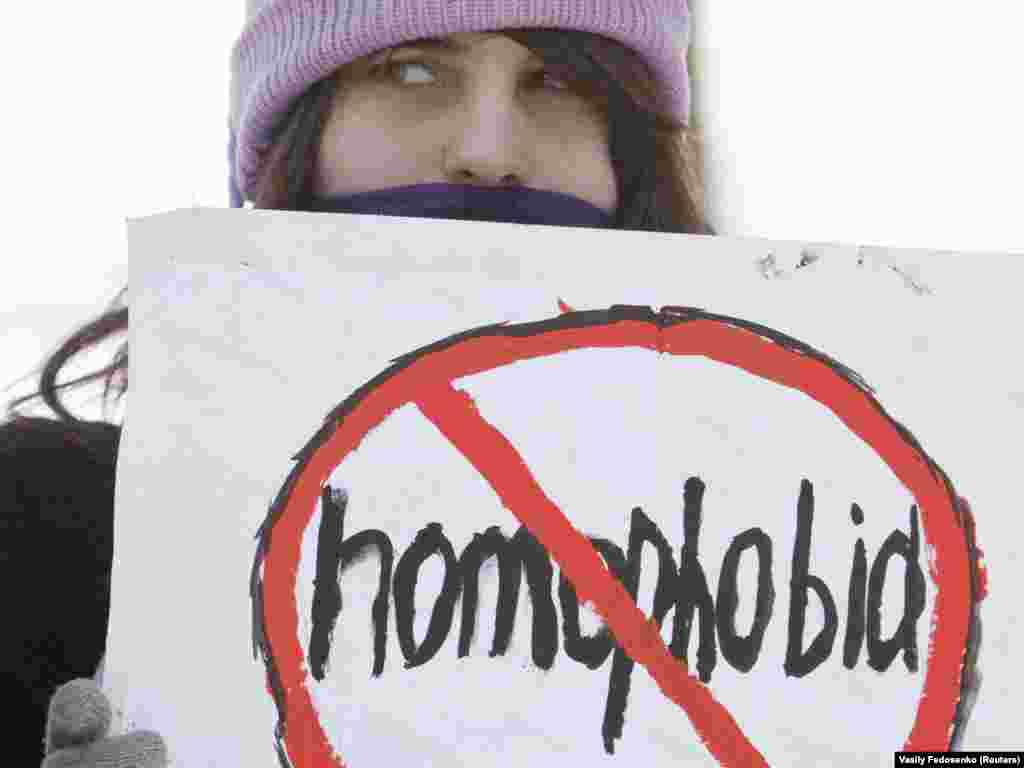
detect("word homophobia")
(307, 476), (926, 753)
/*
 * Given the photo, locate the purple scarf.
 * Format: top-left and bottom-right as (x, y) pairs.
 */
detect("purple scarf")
(308, 184), (614, 229)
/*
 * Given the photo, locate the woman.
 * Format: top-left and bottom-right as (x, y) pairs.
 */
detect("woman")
(3, 1), (711, 766)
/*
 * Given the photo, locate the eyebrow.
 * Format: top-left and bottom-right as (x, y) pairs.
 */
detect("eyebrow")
(391, 37), (469, 54)
(383, 35), (548, 70)
(390, 34), (542, 60)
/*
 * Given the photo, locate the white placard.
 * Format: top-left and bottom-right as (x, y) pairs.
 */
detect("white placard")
(104, 208), (1018, 767)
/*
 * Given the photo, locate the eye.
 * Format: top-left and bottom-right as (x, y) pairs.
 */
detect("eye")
(388, 60), (438, 85)
(528, 69), (570, 92)
(542, 73), (570, 91)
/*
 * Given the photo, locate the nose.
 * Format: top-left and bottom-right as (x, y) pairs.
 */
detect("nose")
(442, 89), (530, 187)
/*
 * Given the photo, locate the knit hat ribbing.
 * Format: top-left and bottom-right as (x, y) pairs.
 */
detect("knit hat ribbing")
(228, 0), (692, 207)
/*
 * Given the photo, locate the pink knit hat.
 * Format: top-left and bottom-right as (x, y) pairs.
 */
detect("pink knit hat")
(228, 0), (692, 207)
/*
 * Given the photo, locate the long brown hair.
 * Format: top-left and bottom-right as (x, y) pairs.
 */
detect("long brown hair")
(5, 29), (711, 426)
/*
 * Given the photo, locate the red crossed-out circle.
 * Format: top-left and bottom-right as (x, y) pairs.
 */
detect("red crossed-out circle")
(256, 306), (977, 768)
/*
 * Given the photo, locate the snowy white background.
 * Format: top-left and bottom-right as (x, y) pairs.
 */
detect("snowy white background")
(2, 0), (1022, 420)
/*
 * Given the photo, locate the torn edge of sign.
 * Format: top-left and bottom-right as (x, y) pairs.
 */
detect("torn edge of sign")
(752, 242), (935, 296)
(754, 242), (842, 281)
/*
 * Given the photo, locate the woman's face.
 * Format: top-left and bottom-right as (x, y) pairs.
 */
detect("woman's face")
(316, 32), (618, 213)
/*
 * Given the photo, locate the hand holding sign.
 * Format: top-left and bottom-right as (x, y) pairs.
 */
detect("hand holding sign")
(42, 679), (168, 768)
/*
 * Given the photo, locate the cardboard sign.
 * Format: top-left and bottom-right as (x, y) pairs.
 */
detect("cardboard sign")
(103, 209), (1015, 767)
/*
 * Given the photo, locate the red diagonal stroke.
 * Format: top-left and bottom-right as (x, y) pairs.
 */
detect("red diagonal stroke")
(414, 382), (769, 768)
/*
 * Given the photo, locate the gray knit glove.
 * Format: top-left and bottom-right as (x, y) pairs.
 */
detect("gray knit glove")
(42, 679), (168, 768)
